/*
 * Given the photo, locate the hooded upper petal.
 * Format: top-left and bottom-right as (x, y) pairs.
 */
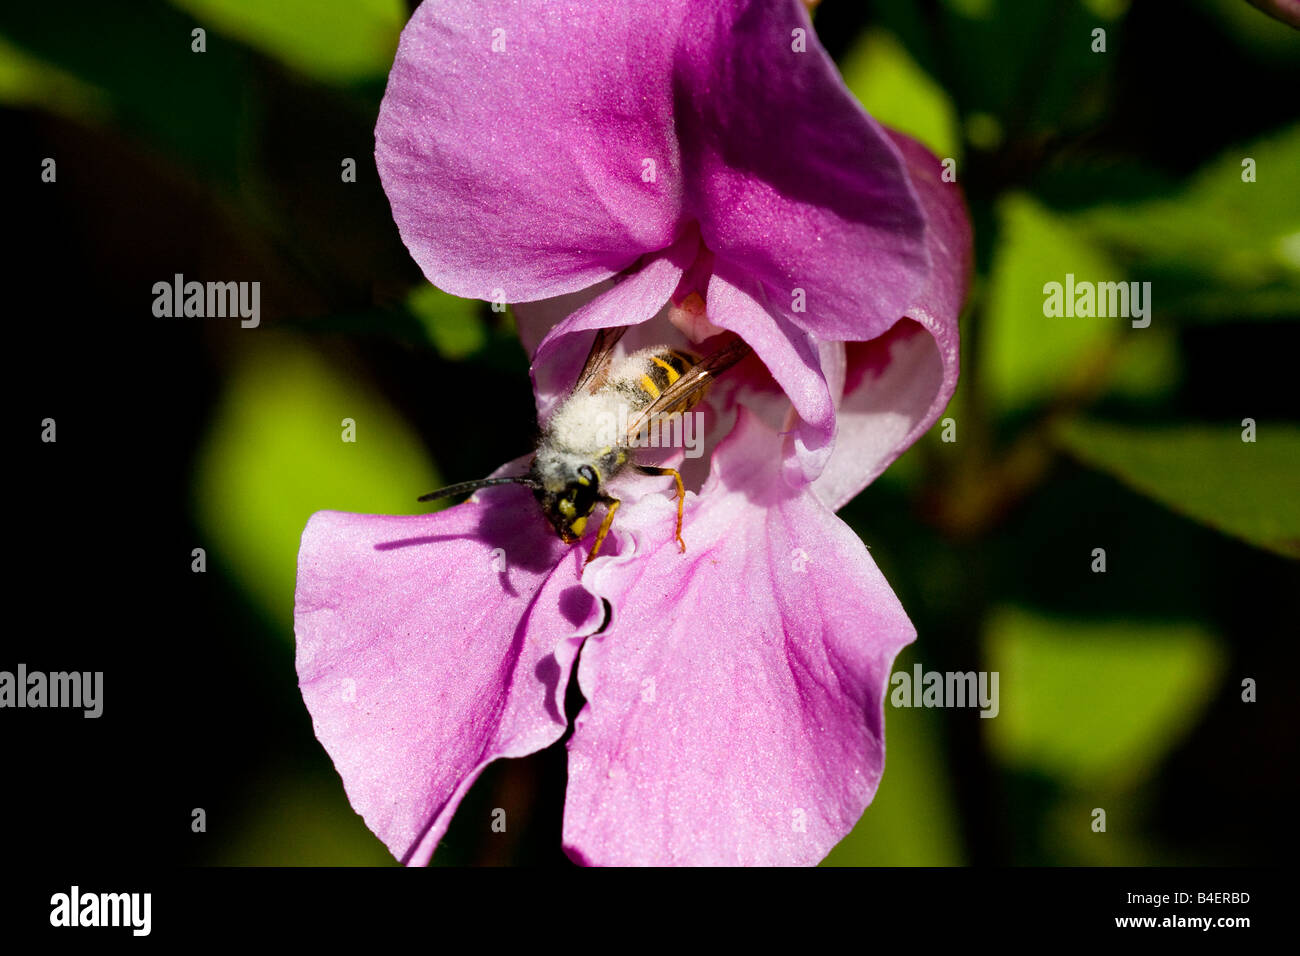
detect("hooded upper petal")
(526, 250), (839, 485)
(294, 488), (602, 865)
(812, 131), (970, 511)
(376, 0), (930, 333)
(704, 268), (836, 482)
(563, 409), (915, 865)
(515, 126), (970, 498)
(676, 1), (929, 342)
(528, 233), (697, 420)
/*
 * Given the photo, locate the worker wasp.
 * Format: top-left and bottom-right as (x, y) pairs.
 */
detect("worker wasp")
(418, 325), (751, 564)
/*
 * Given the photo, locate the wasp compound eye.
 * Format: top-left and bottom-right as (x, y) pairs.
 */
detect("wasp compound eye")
(577, 464), (598, 485)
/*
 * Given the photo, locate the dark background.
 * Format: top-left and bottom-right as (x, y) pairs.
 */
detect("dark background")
(4, 0), (1297, 866)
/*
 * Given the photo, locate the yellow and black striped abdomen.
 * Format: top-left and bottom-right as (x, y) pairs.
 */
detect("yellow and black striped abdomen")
(630, 348), (701, 409)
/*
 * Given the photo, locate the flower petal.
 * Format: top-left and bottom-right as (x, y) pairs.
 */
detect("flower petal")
(294, 490), (600, 865)
(377, 0), (931, 328)
(812, 131), (970, 511)
(512, 281), (614, 364)
(528, 236), (695, 419)
(375, 0), (687, 302)
(564, 409), (915, 865)
(706, 267), (836, 484)
(677, 0), (929, 341)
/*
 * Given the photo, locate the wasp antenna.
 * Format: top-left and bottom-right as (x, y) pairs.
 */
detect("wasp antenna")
(417, 475), (538, 503)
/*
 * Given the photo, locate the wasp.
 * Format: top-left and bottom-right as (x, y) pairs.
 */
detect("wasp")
(418, 325), (751, 564)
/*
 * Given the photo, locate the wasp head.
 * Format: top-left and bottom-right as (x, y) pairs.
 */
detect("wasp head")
(532, 458), (601, 544)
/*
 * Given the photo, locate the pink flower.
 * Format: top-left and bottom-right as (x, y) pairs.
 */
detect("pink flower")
(295, 0), (969, 865)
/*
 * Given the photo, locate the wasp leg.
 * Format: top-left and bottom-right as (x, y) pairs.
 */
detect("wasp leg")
(635, 465), (687, 553)
(584, 495), (621, 566)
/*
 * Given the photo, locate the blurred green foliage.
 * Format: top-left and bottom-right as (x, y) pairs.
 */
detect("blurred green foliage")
(1067, 126), (1300, 319)
(408, 285), (489, 360)
(0, 35), (107, 119)
(195, 338), (440, 637)
(209, 771), (397, 866)
(841, 28), (961, 161)
(983, 194), (1118, 413)
(985, 608), (1222, 787)
(1057, 420), (1300, 558)
(167, 0), (404, 83)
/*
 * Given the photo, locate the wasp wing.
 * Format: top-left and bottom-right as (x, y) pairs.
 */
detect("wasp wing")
(572, 325), (628, 395)
(622, 337), (752, 442)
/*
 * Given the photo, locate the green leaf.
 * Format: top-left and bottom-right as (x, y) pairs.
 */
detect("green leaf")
(166, 0), (403, 84)
(194, 338), (440, 638)
(911, 0), (1118, 134)
(1101, 325), (1180, 402)
(1066, 125), (1300, 320)
(1198, 0), (1300, 64)
(407, 285), (488, 360)
(1056, 419), (1300, 558)
(985, 607), (1223, 787)
(839, 28), (961, 161)
(982, 194), (1119, 413)
(0, 0), (255, 186)
(0, 36), (108, 120)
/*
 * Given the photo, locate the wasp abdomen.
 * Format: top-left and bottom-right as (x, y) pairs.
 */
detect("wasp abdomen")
(612, 348), (700, 413)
